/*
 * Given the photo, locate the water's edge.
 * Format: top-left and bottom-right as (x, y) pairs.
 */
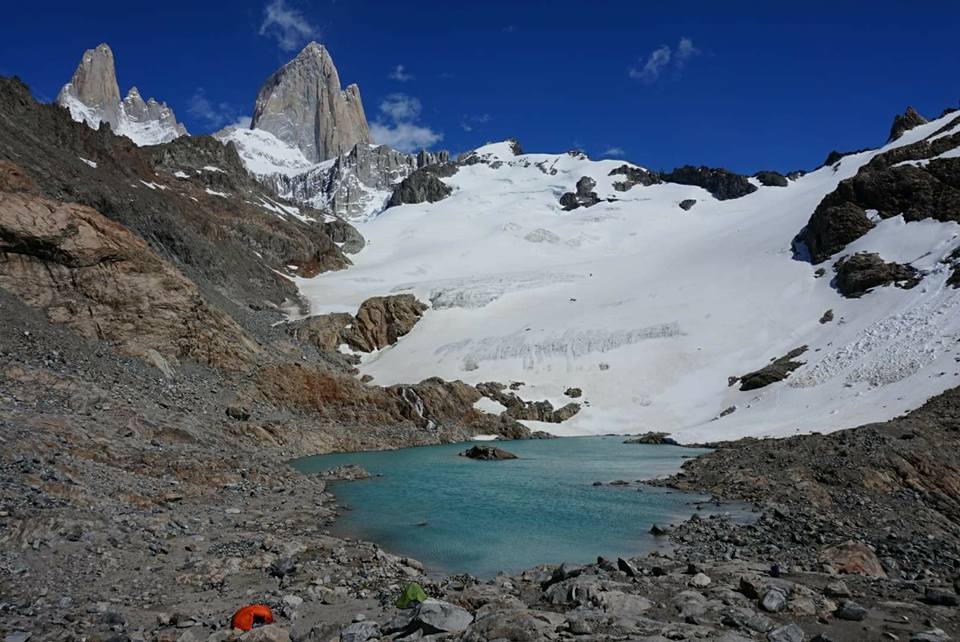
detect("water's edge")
(291, 436), (754, 578)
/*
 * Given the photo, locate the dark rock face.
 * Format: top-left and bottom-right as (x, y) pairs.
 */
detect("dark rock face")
(387, 168), (452, 208)
(623, 432), (678, 445)
(660, 166), (757, 200)
(833, 253), (920, 298)
(609, 164), (660, 192)
(560, 176), (602, 210)
(476, 382), (581, 423)
(888, 106), (929, 142)
(322, 219), (365, 254)
(801, 123), (960, 263)
(564, 387), (582, 398)
(738, 346), (808, 391)
(459, 445), (518, 460)
(754, 171), (788, 187)
(819, 309), (834, 324)
(679, 199), (697, 211)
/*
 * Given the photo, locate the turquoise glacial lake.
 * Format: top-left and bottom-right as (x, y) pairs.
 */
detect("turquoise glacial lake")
(294, 437), (737, 577)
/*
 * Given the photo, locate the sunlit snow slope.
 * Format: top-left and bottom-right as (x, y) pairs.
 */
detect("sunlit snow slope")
(296, 117), (960, 443)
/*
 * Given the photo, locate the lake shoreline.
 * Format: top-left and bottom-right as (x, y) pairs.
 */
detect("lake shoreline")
(295, 436), (741, 579)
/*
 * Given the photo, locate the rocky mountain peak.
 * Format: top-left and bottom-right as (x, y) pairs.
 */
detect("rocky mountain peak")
(887, 105), (928, 142)
(56, 42), (122, 130)
(251, 41), (371, 163)
(57, 44), (187, 146)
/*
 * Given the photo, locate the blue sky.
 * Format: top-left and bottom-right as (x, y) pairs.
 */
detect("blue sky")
(2, 0), (957, 173)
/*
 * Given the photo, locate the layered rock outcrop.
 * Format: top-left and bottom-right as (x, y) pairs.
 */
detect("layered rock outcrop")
(289, 294), (428, 354)
(251, 42), (371, 162)
(0, 166), (261, 372)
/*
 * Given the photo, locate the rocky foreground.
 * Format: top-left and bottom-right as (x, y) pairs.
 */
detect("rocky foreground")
(3, 315), (960, 642)
(3, 274), (959, 642)
(2, 72), (960, 641)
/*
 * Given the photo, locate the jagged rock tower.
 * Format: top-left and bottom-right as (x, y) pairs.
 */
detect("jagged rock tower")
(57, 43), (122, 129)
(57, 43), (187, 145)
(251, 42), (371, 163)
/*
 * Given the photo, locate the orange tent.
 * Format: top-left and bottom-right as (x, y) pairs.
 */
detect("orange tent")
(231, 604), (274, 631)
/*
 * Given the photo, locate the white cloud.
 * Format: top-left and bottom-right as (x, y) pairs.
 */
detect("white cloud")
(629, 37), (701, 83)
(370, 122), (442, 152)
(602, 146), (625, 157)
(389, 64), (413, 82)
(629, 44), (671, 82)
(676, 37), (700, 64)
(232, 115), (253, 129)
(380, 94), (422, 121)
(370, 93), (442, 153)
(259, 0), (318, 52)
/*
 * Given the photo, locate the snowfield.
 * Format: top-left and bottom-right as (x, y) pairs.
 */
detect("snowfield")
(295, 119), (960, 443)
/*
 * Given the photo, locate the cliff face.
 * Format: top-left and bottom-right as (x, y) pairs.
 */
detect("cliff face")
(251, 42), (371, 162)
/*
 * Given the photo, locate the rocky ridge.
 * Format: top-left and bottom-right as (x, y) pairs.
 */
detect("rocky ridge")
(800, 109), (960, 264)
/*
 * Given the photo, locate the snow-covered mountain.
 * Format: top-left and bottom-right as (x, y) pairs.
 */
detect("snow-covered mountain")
(217, 42), (449, 221)
(294, 112), (960, 443)
(57, 43), (187, 146)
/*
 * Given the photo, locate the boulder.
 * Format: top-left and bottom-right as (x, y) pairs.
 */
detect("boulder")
(833, 252), (920, 298)
(833, 600), (867, 621)
(761, 587), (789, 613)
(340, 621), (380, 642)
(240, 626), (291, 642)
(924, 587), (959, 606)
(560, 176), (602, 210)
(460, 445), (518, 460)
(820, 541), (886, 577)
(679, 198), (698, 210)
(767, 623), (806, 642)
(415, 598), (473, 633)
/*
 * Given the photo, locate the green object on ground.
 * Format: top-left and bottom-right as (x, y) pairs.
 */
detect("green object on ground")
(395, 582), (428, 608)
